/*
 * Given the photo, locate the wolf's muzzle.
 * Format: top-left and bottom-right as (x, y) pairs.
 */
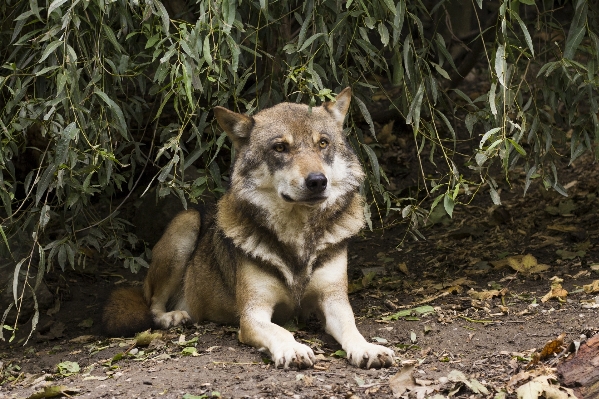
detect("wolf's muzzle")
(305, 173), (327, 193)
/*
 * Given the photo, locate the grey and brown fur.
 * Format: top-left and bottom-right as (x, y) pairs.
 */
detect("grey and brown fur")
(102, 88), (395, 369)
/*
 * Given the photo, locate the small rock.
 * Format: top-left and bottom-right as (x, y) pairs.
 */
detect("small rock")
(148, 339), (166, 349)
(153, 353), (171, 361)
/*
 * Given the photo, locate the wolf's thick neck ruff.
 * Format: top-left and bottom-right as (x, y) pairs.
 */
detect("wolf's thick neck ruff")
(216, 187), (363, 287)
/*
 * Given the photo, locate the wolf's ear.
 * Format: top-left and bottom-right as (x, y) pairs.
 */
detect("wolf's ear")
(213, 107), (254, 149)
(324, 87), (352, 124)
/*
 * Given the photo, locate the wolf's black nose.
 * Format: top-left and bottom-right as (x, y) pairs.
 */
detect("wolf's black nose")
(306, 173), (328, 192)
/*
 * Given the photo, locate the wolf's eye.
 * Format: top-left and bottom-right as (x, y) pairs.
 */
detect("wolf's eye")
(273, 143), (286, 152)
(319, 138), (329, 149)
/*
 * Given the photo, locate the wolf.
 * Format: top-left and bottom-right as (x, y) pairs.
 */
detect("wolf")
(102, 88), (395, 369)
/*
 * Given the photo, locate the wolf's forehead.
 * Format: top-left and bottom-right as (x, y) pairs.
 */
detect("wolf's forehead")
(253, 104), (336, 139)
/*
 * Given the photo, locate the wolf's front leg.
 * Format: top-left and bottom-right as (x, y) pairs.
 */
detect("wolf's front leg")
(308, 251), (395, 369)
(237, 261), (315, 369)
(321, 293), (395, 368)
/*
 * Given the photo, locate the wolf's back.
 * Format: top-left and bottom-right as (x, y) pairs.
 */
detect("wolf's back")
(102, 287), (153, 337)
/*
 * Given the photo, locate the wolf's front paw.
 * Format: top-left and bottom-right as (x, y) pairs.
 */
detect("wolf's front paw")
(270, 342), (316, 369)
(346, 342), (395, 369)
(154, 310), (191, 329)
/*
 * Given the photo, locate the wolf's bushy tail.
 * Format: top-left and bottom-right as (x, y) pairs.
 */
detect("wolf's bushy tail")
(102, 287), (153, 337)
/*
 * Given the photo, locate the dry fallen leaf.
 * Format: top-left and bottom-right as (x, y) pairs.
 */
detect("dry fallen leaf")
(546, 224), (580, 233)
(491, 258), (510, 269)
(507, 371), (532, 393)
(583, 280), (599, 294)
(447, 369), (489, 395)
(527, 333), (566, 368)
(69, 335), (96, 344)
(539, 333), (565, 360)
(389, 364), (417, 397)
(541, 277), (568, 303)
(433, 277), (476, 292)
(531, 235), (562, 250)
(468, 288), (508, 300)
(378, 120), (397, 144)
(516, 375), (577, 399)
(37, 321), (65, 341)
(443, 285), (464, 294)
(409, 385), (442, 399)
(388, 365), (442, 398)
(507, 254), (550, 274)
(398, 262), (409, 275)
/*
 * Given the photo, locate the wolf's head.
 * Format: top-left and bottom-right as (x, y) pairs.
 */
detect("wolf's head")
(214, 88), (364, 210)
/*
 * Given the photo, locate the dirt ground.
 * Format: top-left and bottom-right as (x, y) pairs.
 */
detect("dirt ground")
(1, 144), (599, 398)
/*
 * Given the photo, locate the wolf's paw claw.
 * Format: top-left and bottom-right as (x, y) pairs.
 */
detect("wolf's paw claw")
(346, 343), (395, 369)
(155, 310), (191, 329)
(272, 342), (315, 369)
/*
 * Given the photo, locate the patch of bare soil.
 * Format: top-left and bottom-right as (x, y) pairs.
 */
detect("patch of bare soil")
(1, 155), (598, 398)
